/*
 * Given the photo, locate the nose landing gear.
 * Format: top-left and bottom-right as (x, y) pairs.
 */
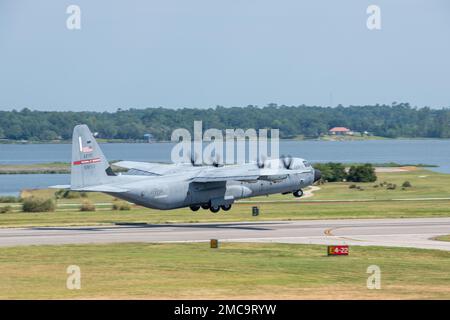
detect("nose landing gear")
(293, 189), (304, 198)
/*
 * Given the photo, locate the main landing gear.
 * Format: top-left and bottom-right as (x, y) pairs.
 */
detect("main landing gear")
(221, 204), (231, 211)
(210, 205), (220, 213)
(190, 203), (232, 213)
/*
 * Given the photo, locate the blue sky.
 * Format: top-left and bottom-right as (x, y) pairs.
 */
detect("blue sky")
(0, 0), (449, 111)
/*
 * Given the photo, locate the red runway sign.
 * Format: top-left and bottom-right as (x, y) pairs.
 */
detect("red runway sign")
(327, 245), (349, 256)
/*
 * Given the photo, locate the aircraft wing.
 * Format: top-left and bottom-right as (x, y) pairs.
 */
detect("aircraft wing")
(114, 160), (311, 182)
(191, 167), (311, 183)
(113, 161), (190, 175)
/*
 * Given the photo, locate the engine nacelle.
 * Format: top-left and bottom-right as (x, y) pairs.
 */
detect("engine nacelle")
(225, 185), (252, 199)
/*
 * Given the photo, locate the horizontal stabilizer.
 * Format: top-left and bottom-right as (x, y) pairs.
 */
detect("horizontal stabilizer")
(71, 185), (129, 193)
(49, 185), (71, 189)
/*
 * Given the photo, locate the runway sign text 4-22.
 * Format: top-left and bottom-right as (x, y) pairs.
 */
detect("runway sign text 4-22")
(327, 245), (349, 256)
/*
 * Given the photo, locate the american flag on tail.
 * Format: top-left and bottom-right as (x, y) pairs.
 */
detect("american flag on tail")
(82, 145), (93, 153)
(79, 137), (93, 153)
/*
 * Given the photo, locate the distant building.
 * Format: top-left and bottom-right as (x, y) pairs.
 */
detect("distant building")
(143, 133), (154, 143)
(329, 127), (352, 135)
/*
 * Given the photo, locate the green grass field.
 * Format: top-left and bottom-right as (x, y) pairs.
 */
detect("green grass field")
(0, 242), (448, 299)
(311, 169), (450, 200)
(0, 169), (449, 228)
(0, 162), (70, 174)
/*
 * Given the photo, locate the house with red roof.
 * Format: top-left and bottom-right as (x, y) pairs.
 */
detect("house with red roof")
(328, 127), (353, 135)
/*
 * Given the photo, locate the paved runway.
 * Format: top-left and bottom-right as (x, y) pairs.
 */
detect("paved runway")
(0, 218), (450, 250)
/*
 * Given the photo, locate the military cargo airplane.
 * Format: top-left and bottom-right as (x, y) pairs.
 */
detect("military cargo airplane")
(52, 125), (321, 212)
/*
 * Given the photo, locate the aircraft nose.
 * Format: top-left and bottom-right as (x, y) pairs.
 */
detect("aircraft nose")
(313, 168), (322, 182)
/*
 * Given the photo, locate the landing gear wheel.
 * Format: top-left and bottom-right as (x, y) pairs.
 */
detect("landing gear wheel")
(210, 206), (220, 213)
(293, 189), (304, 198)
(201, 204), (210, 210)
(221, 204), (232, 211)
(190, 205), (200, 212)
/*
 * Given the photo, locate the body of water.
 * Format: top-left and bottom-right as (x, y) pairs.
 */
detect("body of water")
(1, 139), (449, 195)
(0, 174), (70, 196)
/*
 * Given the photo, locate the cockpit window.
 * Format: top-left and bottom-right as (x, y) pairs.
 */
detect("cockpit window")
(303, 161), (311, 167)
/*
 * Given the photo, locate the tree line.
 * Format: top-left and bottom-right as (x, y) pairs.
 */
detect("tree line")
(314, 163), (377, 183)
(0, 103), (449, 141)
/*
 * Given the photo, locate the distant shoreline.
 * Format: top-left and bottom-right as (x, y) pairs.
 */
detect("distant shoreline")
(0, 162), (439, 175)
(0, 162), (127, 175)
(2, 137), (450, 145)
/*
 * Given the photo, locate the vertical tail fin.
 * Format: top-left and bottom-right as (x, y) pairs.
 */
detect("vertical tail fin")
(71, 125), (113, 189)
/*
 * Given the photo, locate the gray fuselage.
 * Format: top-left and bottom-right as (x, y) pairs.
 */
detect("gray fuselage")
(107, 166), (315, 210)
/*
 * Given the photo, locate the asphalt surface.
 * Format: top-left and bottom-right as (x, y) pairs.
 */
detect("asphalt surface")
(1, 218), (450, 250)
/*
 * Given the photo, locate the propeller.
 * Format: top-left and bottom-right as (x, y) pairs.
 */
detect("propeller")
(281, 155), (293, 169)
(256, 155), (266, 169)
(190, 152), (202, 166)
(211, 154), (222, 167)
